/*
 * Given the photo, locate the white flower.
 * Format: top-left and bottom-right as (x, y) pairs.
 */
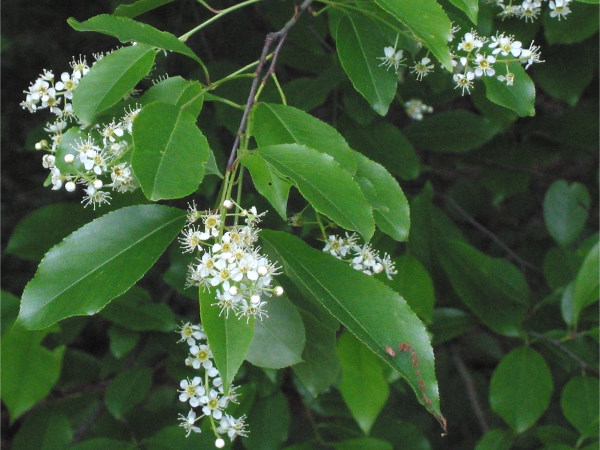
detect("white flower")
(80, 149), (108, 175)
(457, 32), (484, 53)
(109, 163), (136, 193)
(55, 72), (78, 99)
(200, 389), (228, 420)
(497, 72), (515, 86)
(489, 34), (522, 57)
(520, 41), (543, 69)
(178, 409), (201, 437)
(50, 167), (65, 190)
(179, 377), (205, 408)
(549, 0), (571, 20)
(453, 71), (475, 95)
(404, 99), (433, 121)
(410, 57), (435, 80)
(177, 322), (206, 345)
(70, 55), (90, 79)
(122, 104), (141, 133)
(179, 226), (207, 253)
(217, 414), (249, 440)
(473, 53), (496, 77)
(42, 154), (56, 169)
(189, 344), (214, 370)
(81, 185), (111, 209)
(519, 0), (541, 21)
(101, 121), (125, 146)
(378, 46), (405, 71)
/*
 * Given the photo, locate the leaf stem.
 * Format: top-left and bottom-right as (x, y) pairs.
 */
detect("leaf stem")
(178, 0), (263, 42)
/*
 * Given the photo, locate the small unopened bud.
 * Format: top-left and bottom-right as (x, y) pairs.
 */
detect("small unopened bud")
(64, 153), (75, 164)
(93, 179), (103, 190)
(65, 181), (76, 192)
(274, 286), (284, 297)
(228, 285), (238, 296)
(223, 199), (233, 209)
(257, 266), (268, 277)
(35, 142), (43, 150)
(373, 263), (384, 274)
(215, 438), (225, 448)
(250, 294), (261, 306)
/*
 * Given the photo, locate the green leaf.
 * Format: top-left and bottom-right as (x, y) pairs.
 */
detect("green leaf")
(253, 102), (357, 174)
(337, 332), (390, 434)
(243, 153), (291, 220)
(1, 291), (20, 334)
(336, 13), (398, 116)
(11, 410), (72, 449)
(430, 308), (476, 345)
(573, 242), (600, 323)
(404, 110), (500, 152)
(561, 376), (599, 438)
(352, 150), (410, 242)
(100, 286), (177, 331)
(140, 75), (204, 117)
(375, 0), (453, 70)
(544, 3), (600, 44)
(132, 102), (210, 200)
(6, 203), (96, 261)
(68, 15), (203, 64)
(334, 437), (393, 450)
(474, 428), (515, 450)
(108, 325), (139, 358)
(386, 255), (435, 323)
(246, 293), (306, 369)
(18, 205), (185, 330)
(342, 120), (420, 180)
(199, 287), (255, 393)
(105, 367), (153, 419)
(261, 230), (445, 422)
(543, 180), (591, 247)
(255, 144), (375, 241)
(448, 0), (479, 23)
(70, 438), (134, 450)
(114, 0), (175, 18)
(1, 327), (65, 421)
(244, 391), (291, 450)
(439, 240), (529, 337)
(72, 45), (156, 124)
(532, 41), (598, 106)
(490, 347), (553, 433)
(483, 63), (536, 117)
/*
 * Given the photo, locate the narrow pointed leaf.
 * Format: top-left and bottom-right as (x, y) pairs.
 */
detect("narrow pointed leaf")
(132, 102), (210, 200)
(352, 150), (410, 242)
(253, 102), (357, 174)
(199, 287), (255, 393)
(572, 242), (600, 324)
(72, 45), (155, 124)
(256, 144), (374, 241)
(261, 230), (445, 423)
(17, 205), (186, 329)
(375, 0), (453, 70)
(68, 15), (203, 64)
(448, 0), (478, 23)
(140, 76), (204, 117)
(114, 0), (175, 18)
(336, 14), (398, 116)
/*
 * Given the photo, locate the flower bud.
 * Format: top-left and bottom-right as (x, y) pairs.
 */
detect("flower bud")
(93, 179), (103, 190)
(64, 153), (75, 164)
(250, 294), (261, 306)
(223, 199), (233, 209)
(257, 265), (268, 277)
(215, 438), (225, 448)
(65, 181), (76, 192)
(274, 286), (284, 297)
(228, 285), (238, 296)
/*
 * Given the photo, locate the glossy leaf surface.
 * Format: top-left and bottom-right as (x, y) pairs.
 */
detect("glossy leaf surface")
(261, 230), (444, 421)
(18, 205), (185, 329)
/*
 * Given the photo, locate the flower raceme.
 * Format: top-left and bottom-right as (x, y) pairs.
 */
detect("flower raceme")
(177, 323), (248, 445)
(21, 52), (140, 209)
(181, 203), (283, 321)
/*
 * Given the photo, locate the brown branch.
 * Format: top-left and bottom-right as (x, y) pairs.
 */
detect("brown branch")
(528, 331), (600, 375)
(450, 345), (490, 434)
(226, 0), (314, 171)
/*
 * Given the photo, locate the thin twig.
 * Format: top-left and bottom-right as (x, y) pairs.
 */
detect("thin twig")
(226, 0), (314, 171)
(451, 345), (490, 434)
(72, 402), (106, 444)
(441, 193), (542, 274)
(529, 331), (600, 375)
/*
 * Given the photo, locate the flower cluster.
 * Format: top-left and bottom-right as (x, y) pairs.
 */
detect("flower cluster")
(378, 26), (543, 96)
(182, 203), (283, 321)
(404, 99), (433, 121)
(493, 0), (572, 21)
(323, 233), (397, 280)
(21, 52), (140, 209)
(177, 323), (248, 447)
